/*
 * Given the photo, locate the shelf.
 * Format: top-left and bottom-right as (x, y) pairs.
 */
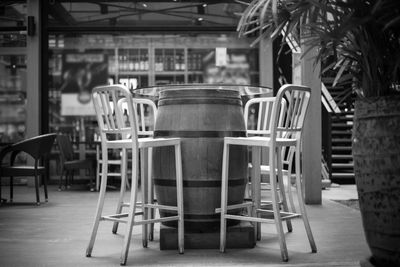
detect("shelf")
(111, 71), (149, 76)
(0, 119), (25, 124)
(155, 71), (185, 75)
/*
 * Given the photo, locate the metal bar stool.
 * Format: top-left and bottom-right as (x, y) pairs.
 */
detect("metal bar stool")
(86, 84), (184, 266)
(218, 84), (317, 262)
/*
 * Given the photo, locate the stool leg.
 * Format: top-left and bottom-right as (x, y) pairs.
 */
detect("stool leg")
(148, 148), (154, 241)
(65, 171), (69, 189)
(86, 147), (109, 257)
(219, 142), (230, 253)
(89, 165), (95, 192)
(286, 166), (297, 213)
(175, 143), (184, 254)
(251, 146), (261, 241)
(141, 148), (148, 248)
(295, 144), (317, 253)
(120, 155), (140, 266)
(270, 146), (288, 262)
(34, 172), (40, 205)
(112, 148), (128, 234)
(43, 172), (49, 202)
(96, 145), (100, 192)
(277, 149), (292, 232)
(10, 176), (13, 203)
(58, 168), (64, 191)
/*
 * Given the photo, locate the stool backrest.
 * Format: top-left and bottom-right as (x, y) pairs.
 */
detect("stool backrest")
(271, 84), (311, 142)
(117, 97), (157, 137)
(244, 97), (286, 136)
(92, 84), (139, 149)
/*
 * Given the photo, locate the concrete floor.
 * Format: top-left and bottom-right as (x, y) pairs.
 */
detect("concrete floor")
(0, 184), (370, 267)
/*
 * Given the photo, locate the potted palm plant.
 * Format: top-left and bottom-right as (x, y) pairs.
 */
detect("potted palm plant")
(237, 0), (400, 266)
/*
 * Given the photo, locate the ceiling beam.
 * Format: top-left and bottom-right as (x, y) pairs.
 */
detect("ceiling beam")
(56, 0), (246, 3)
(48, 1), (76, 25)
(47, 25), (237, 33)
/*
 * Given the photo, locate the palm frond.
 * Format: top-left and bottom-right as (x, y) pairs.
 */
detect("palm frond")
(237, 0), (400, 97)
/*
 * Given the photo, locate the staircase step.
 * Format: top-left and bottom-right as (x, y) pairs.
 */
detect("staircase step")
(332, 138), (352, 143)
(332, 146), (352, 151)
(332, 116), (353, 122)
(332, 163), (354, 168)
(332, 173), (355, 179)
(332, 123), (353, 128)
(332, 154), (353, 160)
(332, 130), (352, 135)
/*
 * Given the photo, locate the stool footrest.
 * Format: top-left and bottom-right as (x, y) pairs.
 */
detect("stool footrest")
(224, 209), (301, 224)
(98, 159), (121, 164)
(224, 214), (275, 223)
(133, 215), (180, 226)
(259, 200), (283, 207)
(215, 202), (253, 213)
(101, 212), (142, 223)
(143, 203), (178, 211)
(98, 173), (122, 177)
(257, 209), (301, 220)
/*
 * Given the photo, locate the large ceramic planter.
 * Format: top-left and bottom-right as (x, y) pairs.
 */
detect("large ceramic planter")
(353, 95), (400, 266)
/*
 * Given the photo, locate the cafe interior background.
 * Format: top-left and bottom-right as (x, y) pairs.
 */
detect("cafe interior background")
(0, 0), (349, 203)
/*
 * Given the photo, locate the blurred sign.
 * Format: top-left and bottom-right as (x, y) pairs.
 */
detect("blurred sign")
(215, 47), (227, 66)
(204, 49), (251, 85)
(60, 51), (108, 116)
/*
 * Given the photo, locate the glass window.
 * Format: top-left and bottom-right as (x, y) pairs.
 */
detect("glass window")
(0, 55), (27, 143)
(0, 2), (27, 143)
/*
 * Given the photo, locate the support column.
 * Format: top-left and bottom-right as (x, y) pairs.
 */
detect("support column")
(26, 0), (42, 187)
(301, 45), (322, 204)
(259, 38), (273, 88)
(26, 0), (41, 139)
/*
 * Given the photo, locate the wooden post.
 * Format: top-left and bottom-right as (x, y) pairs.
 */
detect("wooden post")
(26, 0), (41, 139)
(259, 38), (273, 88)
(301, 44), (322, 204)
(26, 0), (42, 187)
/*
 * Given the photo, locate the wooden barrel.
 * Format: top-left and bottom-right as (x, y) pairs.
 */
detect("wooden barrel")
(153, 88), (248, 232)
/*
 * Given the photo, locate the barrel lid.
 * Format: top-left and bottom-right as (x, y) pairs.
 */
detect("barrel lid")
(159, 88), (240, 100)
(132, 84), (272, 99)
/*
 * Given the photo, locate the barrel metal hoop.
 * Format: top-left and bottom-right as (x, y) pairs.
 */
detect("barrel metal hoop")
(161, 212), (221, 220)
(154, 178), (247, 187)
(158, 98), (242, 106)
(154, 130), (246, 138)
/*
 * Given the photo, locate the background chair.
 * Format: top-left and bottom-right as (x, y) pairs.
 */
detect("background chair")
(245, 97), (297, 210)
(95, 97), (157, 191)
(0, 133), (57, 205)
(86, 84), (183, 265)
(56, 134), (96, 191)
(124, 97), (158, 241)
(218, 84), (317, 262)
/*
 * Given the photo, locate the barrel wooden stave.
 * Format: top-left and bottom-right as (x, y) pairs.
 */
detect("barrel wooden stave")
(153, 89), (248, 231)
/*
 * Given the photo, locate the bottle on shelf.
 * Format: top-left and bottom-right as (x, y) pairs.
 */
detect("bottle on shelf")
(139, 52), (145, 71)
(134, 50), (140, 71)
(187, 53), (193, 71)
(180, 54), (186, 71)
(175, 54), (181, 71)
(144, 53), (149, 71)
(155, 54), (163, 71)
(128, 50), (134, 71)
(109, 55), (116, 73)
(164, 54), (171, 71)
(123, 109), (129, 127)
(118, 54), (123, 72)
